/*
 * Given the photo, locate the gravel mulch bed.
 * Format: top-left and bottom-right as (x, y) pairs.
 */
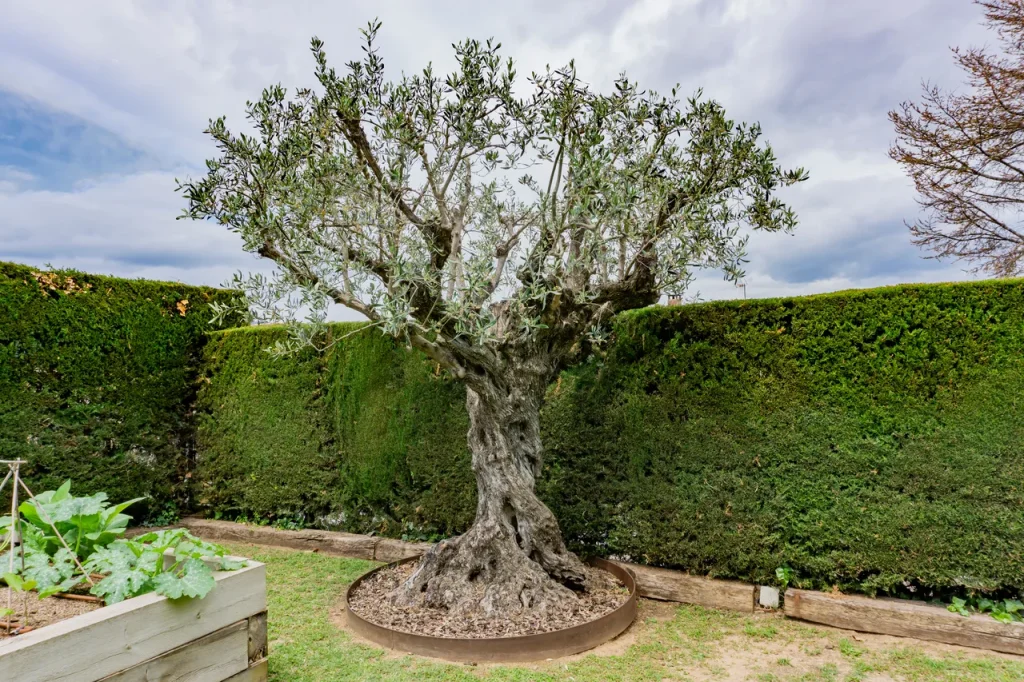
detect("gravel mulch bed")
(0, 587), (101, 639)
(347, 562), (630, 639)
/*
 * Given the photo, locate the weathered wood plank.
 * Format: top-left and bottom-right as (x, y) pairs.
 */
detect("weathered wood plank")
(98, 620), (248, 682)
(612, 561), (756, 613)
(224, 659), (268, 682)
(183, 518), (376, 560)
(785, 588), (1024, 655)
(248, 612), (268, 663)
(373, 538), (431, 563)
(0, 561), (266, 682)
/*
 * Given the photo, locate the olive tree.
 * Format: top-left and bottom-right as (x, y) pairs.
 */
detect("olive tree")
(180, 22), (807, 618)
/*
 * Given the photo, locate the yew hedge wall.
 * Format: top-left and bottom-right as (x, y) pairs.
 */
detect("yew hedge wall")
(0, 261), (240, 518)
(195, 278), (1024, 597)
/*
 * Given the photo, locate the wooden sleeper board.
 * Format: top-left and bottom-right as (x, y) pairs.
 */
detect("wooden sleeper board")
(612, 561), (756, 613)
(785, 588), (1024, 656)
(97, 620), (249, 682)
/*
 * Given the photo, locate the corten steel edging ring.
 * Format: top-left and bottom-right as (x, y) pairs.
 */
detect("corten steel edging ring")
(345, 557), (638, 663)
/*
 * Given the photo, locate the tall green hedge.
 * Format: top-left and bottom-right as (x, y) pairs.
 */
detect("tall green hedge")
(197, 278), (1024, 596)
(195, 324), (472, 536)
(0, 261), (240, 518)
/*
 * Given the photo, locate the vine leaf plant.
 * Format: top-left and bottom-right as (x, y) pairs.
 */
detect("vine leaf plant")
(949, 596), (1024, 624)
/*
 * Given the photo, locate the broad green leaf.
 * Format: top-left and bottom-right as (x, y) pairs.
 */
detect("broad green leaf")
(84, 544), (136, 575)
(2, 573), (25, 591)
(21, 549), (62, 589)
(103, 513), (133, 532)
(3, 573), (36, 592)
(90, 569), (150, 605)
(51, 480), (72, 503)
(38, 574), (85, 599)
(18, 500), (43, 528)
(219, 557), (247, 571)
(51, 548), (79, 580)
(102, 498), (146, 524)
(53, 493), (108, 523)
(948, 597), (970, 617)
(152, 558), (216, 600)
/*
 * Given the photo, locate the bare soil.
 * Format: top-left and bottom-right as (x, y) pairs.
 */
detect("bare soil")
(347, 561), (630, 639)
(0, 587), (101, 639)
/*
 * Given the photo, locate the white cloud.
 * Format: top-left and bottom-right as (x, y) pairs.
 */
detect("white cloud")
(0, 166), (36, 193)
(0, 171), (246, 277)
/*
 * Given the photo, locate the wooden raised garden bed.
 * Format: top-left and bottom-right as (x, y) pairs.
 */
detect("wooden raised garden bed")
(0, 556), (267, 682)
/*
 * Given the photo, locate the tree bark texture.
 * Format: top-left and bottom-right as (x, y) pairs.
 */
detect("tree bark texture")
(395, 359), (591, 617)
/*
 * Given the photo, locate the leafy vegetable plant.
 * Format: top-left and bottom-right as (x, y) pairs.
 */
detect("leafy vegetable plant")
(0, 481), (144, 598)
(18, 480), (144, 559)
(83, 529), (245, 605)
(776, 566), (795, 591)
(1, 479), (143, 562)
(1, 482), (245, 606)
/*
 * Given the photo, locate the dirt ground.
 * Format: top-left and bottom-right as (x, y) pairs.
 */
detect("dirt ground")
(0, 587), (100, 639)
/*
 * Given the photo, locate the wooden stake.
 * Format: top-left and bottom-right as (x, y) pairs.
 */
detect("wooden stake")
(6, 462), (16, 633)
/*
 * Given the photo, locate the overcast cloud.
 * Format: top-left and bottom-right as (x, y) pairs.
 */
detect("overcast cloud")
(0, 0), (994, 317)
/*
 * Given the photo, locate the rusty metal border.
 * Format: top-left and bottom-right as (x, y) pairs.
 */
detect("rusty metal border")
(345, 557), (637, 663)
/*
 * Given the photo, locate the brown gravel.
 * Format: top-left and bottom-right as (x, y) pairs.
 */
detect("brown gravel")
(0, 587), (101, 639)
(347, 563), (630, 639)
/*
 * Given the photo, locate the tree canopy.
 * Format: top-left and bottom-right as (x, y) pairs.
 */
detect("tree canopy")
(181, 21), (807, 384)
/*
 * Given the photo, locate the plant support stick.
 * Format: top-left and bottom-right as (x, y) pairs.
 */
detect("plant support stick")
(7, 462), (16, 632)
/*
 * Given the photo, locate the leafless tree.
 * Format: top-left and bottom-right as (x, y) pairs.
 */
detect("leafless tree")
(891, 0), (1024, 277)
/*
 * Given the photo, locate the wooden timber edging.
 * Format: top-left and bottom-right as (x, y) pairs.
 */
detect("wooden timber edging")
(172, 517), (433, 563)
(175, 517), (1024, 657)
(177, 518), (758, 613)
(785, 588), (1024, 656)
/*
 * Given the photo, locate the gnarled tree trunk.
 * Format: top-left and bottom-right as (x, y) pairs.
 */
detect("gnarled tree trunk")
(394, 359), (589, 616)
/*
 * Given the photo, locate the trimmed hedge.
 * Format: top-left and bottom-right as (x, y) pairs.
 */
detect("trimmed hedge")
(195, 324), (471, 537)
(0, 261), (240, 519)
(195, 278), (1024, 597)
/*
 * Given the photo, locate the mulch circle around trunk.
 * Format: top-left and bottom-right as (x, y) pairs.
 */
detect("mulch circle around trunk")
(347, 561), (631, 639)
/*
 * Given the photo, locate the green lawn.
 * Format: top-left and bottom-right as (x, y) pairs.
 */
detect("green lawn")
(225, 543), (1024, 681)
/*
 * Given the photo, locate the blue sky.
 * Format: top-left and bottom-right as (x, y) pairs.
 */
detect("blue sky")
(0, 0), (993, 312)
